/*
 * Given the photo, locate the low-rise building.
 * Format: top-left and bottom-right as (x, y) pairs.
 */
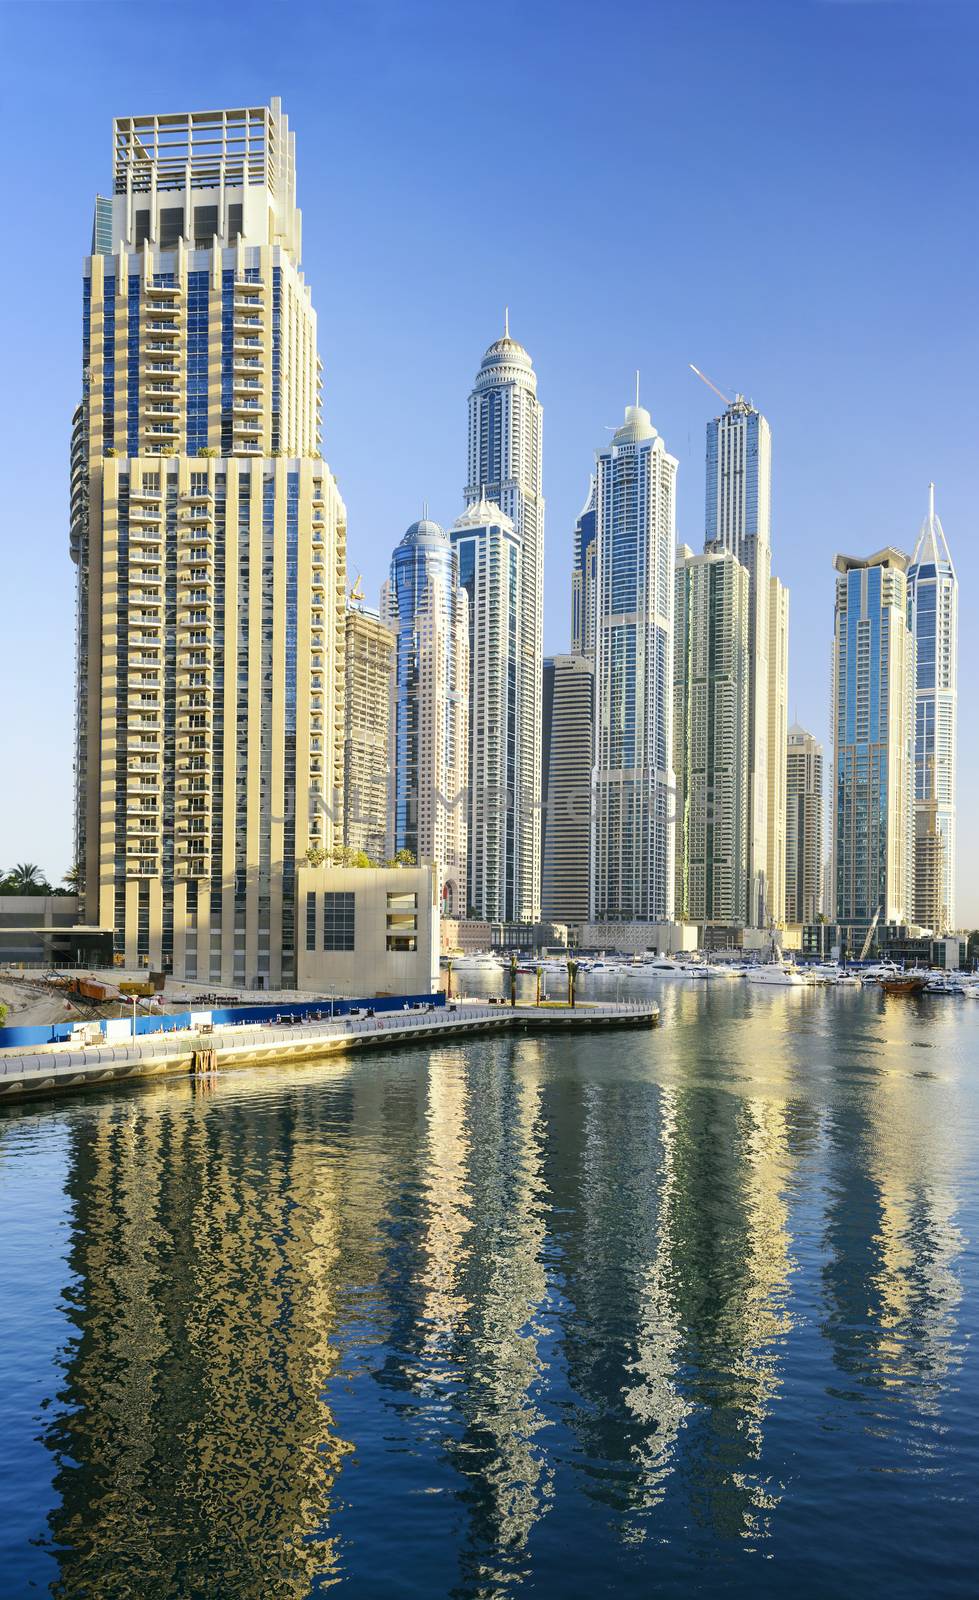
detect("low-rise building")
(0, 897), (113, 968)
(296, 865), (439, 996)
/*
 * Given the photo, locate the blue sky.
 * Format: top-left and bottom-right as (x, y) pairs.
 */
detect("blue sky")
(1, 0), (976, 919)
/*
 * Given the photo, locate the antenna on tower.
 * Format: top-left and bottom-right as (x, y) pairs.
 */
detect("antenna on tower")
(689, 364), (732, 406)
(504, 305), (509, 338)
(422, 498), (429, 522)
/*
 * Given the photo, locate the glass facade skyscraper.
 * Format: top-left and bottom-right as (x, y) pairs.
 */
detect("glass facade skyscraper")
(832, 549), (915, 930)
(591, 404), (677, 924)
(908, 486), (957, 933)
(382, 519), (468, 917)
(570, 476), (597, 658)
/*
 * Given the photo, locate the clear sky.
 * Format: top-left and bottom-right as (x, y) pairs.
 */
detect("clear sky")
(1, 0), (976, 920)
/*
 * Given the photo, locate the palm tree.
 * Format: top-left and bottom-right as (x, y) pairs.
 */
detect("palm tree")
(6, 862), (48, 894)
(61, 862), (83, 895)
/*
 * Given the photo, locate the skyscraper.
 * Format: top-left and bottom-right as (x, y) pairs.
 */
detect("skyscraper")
(785, 725), (823, 926)
(383, 519), (468, 917)
(704, 395), (789, 926)
(571, 477), (597, 657)
(766, 576), (790, 926)
(592, 403), (677, 924)
(832, 549), (915, 931)
(908, 485), (957, 933)
(465, 318), (544, 921)
(451, 494), (523, 922)
(74, 101), (345, 985)
(673, 545), (750, 928)
(343, 597), (395, 865)
(541, 654), (594, 928)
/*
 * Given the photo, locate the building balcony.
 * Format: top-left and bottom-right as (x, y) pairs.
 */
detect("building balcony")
(233, 279), (265, 295)
(145, 282), (179, 298)
(181, 488), (213, 505)
(143, 402), (179, 420)
(144, 423), (179, 441)
(145, 300), (181, 317)
(129, 489), (162, 504)
(232, 337), (263, 354)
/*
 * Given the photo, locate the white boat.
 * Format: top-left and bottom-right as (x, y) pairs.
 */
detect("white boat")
(447, 954), (502, 973)
(679, 963), (710, 979)
(642, 957), (684, 975)
(746, 962), (808, 987)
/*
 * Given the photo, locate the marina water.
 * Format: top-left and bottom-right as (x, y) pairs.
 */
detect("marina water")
(1, 976), (977, 1597)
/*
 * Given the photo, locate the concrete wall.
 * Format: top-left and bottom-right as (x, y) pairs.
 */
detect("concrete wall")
(0, 897), (80, 929)
(296, 865), (439, 995)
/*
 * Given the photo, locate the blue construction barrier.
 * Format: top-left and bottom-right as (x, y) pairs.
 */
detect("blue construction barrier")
(0, 992), (446, 1052)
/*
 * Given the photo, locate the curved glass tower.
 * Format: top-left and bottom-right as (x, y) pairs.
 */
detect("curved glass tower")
(908, 485), (957, 932)
(383, 519), (468, 916)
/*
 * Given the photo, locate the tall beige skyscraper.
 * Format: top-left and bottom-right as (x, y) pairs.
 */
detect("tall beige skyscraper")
(541, 653), (594, 927)
(766, 576), (789, 927)
(673, 545), (750, 929)
(343, 598), (395, 864)
(73, 100), (346, 985)
(703, 395), (789, 927)
(785, 725), (823, 926)
(465, 320), (544, 921)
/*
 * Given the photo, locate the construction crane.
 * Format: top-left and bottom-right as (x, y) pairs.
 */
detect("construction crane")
(349, 574), (365, 603)
(859, 905), (882, 962)
(689, 364), (732, 406)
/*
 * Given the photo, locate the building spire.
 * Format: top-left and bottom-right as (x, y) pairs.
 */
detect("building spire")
(929, 481), (935, 521)
(504, 305), (509, 338)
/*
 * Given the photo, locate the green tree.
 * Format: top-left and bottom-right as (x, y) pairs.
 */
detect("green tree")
(3, 862), (50, 895)
(390, 848), (416, 868)
(0, 1003), (8, 1028)
(60, 863), (83, 896)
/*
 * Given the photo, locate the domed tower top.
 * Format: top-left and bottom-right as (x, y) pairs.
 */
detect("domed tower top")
(474, 308), (537, 393)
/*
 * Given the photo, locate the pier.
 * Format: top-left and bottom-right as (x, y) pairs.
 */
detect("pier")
(0, 999), (659, 1105)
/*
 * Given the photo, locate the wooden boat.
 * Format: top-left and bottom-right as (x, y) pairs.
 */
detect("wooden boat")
(880, 975), (928, 995)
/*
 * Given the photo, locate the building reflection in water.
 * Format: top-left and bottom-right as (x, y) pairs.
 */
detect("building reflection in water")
(44, 1076), (356, 1599)
(31, 990), (969, 1596)
(820, 1001), (966, 1431)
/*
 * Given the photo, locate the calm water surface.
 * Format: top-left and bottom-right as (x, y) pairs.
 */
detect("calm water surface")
(1, 980), (977, 1598)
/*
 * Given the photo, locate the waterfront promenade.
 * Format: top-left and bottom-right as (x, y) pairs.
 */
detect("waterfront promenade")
(0, 998), (659, 1104)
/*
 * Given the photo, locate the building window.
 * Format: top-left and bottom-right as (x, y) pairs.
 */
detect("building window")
(323, 891), (355, 952)
(306, 891), (317, 951)
(386, 889), (417, 951)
